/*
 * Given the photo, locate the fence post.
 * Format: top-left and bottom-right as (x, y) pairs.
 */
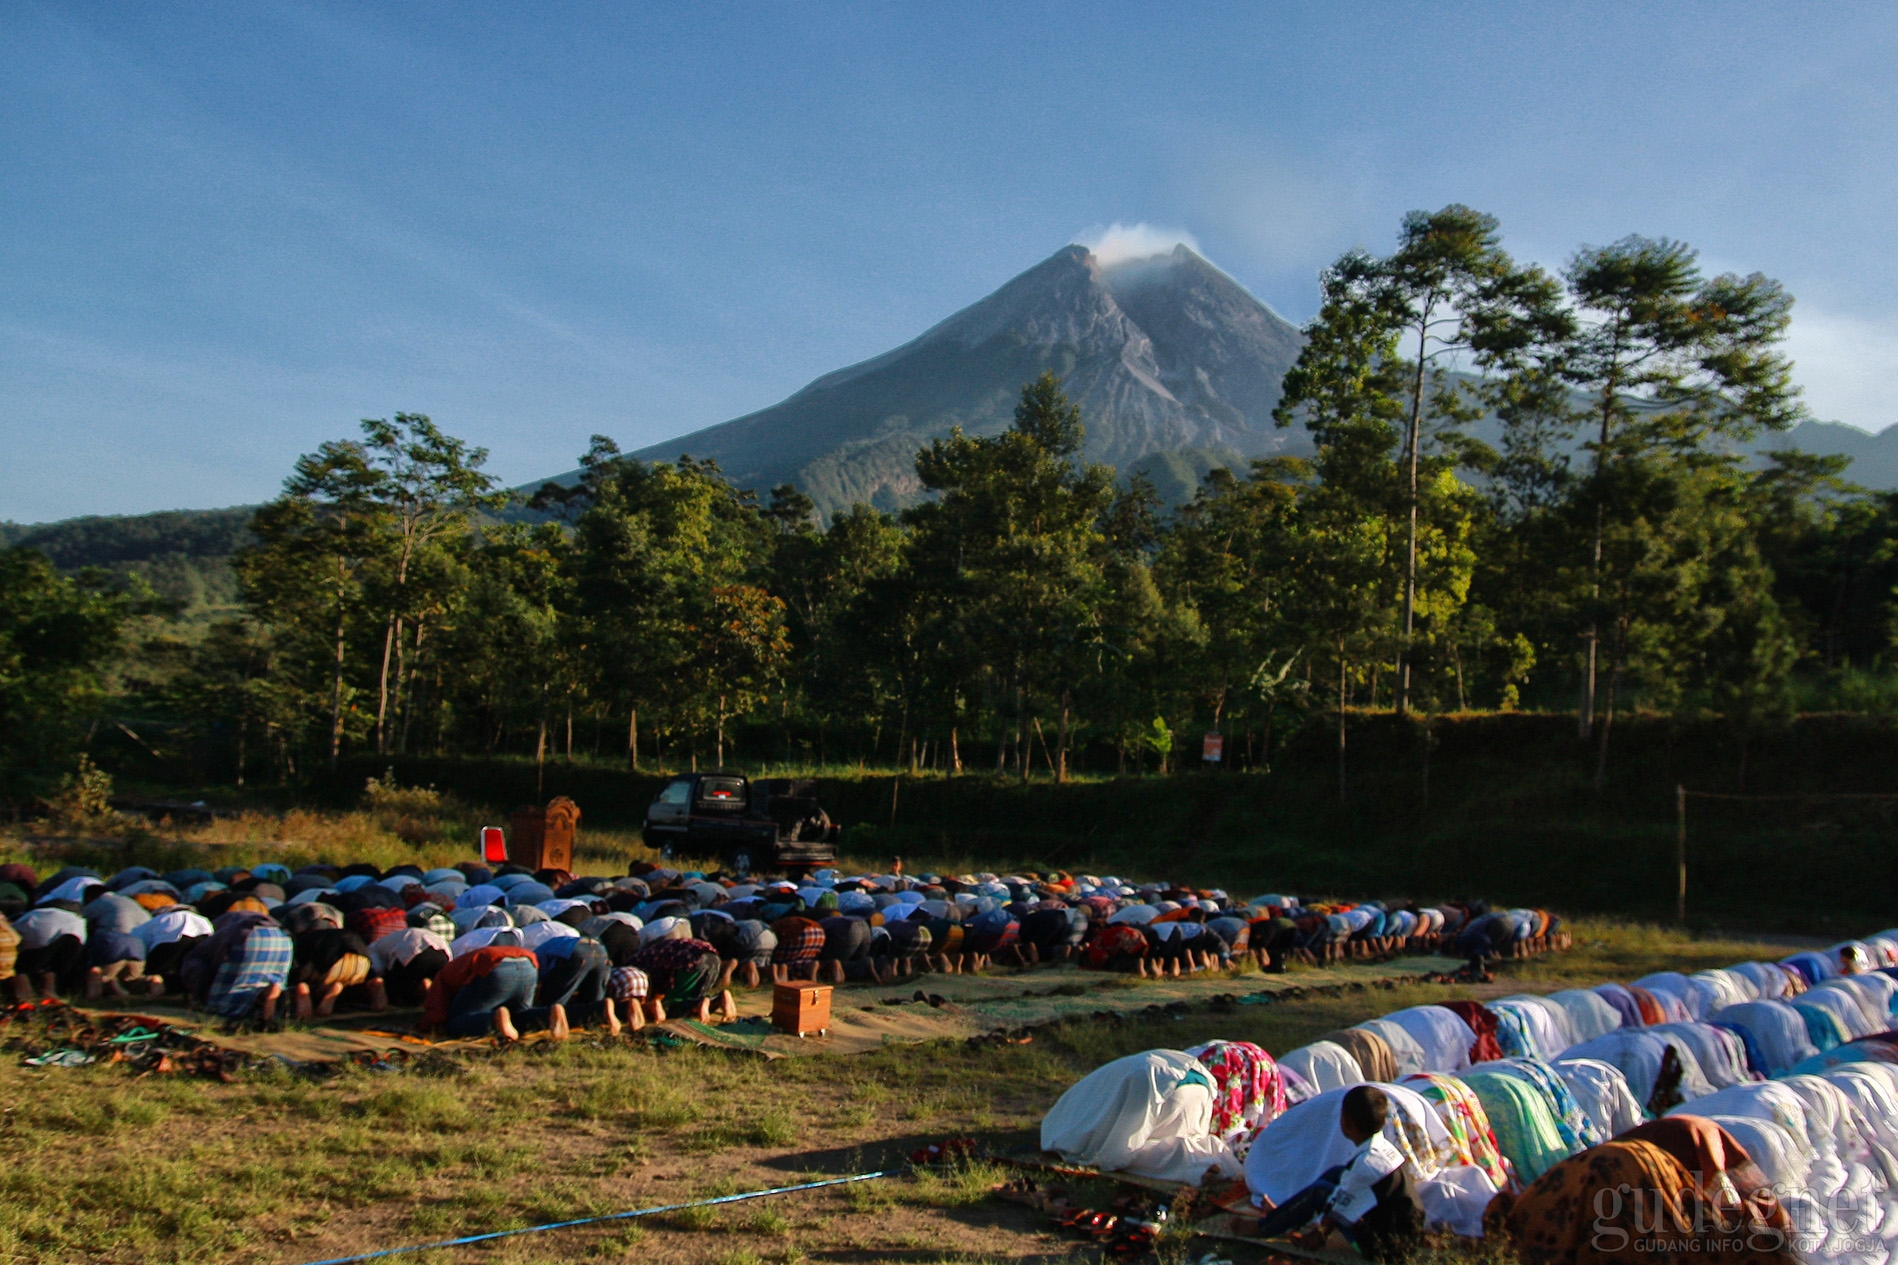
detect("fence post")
(1676, 784), (1687, 925)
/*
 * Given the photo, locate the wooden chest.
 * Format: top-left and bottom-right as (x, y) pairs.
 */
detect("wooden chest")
(771, 983), (832, 1037)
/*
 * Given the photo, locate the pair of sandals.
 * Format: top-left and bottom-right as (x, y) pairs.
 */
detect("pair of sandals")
(1055, 1208), (1162, 1256)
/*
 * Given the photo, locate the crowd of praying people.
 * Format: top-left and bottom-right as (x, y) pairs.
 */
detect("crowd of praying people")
(1042, 934), (1898, 1265)
(0, 856), (1556, 1043)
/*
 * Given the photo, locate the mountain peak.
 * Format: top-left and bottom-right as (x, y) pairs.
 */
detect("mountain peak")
(630, 242), (1309, 515)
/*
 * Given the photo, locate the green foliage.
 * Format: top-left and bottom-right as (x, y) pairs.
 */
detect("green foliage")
(47, 753), (115, 825)
(23, 214), (1898, 795)
(0, 546), (132, 801)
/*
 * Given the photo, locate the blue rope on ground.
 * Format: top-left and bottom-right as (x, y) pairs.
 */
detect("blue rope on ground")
(297, 1170), (899, 1265)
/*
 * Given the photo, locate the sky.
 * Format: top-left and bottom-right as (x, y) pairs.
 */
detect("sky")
(5, 3), (1897, 523)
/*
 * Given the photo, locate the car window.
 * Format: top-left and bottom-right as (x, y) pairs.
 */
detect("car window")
(695, 776), (746, 806)
(659, 780), (692, 806)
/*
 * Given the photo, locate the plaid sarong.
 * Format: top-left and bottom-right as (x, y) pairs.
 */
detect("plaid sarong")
(207, 924), (292, 1018)
(770, 917), (825, 965)
(607, 965), (650, 1001)
(347, 905), (408, 946)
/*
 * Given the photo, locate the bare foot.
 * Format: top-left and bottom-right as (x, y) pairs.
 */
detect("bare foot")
(365, 978), (388, 1012)
(602, 999), (623, 1036)
(493, 1005), (521, 1042)
(9, 975), (33, 1003)
(625, 999), (644, 1030)
(826, 960), (845, 985)
(37, 972), (57, 998)
(741, 961), (760, 989)
(292, 982), (314, 1020)
(695, 998), (712, 1023)
(547, 1004), (570, 1042)
(648, 998), (666, 1023)
(718, 959), (738, 990)
(85, 968), (105, 1001)
(144, 974), (165, 997)
(260, 983), (282, 1022)
(108, 976), (130, 999)
(315, 981), (345, 1017)
(719, 990), (736, 1021)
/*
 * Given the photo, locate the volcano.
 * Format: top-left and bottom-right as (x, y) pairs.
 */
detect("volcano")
(628, 243), (1310, 514)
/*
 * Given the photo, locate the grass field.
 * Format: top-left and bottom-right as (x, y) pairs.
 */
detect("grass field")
(0, 919), (1797, 1265)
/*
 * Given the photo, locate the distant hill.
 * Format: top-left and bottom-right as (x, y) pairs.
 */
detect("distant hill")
(1759, 419), (1898, 490)
(0, 506), (255, 619)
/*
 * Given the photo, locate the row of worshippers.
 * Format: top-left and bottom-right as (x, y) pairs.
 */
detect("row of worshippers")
(0, 856), (1550, 1037)
(1041, 935), (1898, 1263)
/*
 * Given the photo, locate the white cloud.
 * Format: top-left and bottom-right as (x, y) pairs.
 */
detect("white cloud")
(1073, 221), (1200, 266)
(1786, 306), (1898, 433)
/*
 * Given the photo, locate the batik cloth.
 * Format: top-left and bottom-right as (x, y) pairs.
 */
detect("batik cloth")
(1486, 1138), (1795, 1265)
(1476, 1057), (1604, 1153)
(1401, 1072), (1514, 1192)
(1459, 1069), (1577, 1187)
(1187, 1040), (1286, 1154)
(632, 936), (720, 1005)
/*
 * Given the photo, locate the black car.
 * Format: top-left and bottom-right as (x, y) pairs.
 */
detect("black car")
(641, 772), (839, 876)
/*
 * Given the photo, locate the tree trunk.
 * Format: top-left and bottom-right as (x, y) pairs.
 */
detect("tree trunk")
(1396, 316), (1430, 716)
(1055, 691), (1071, 784)
(627, 706), (639, 773)
(536, 700), (548, 801)
(1581, 352), (1619, 739)
(1031, 717), (1057, 775)
(328, 573), (348, 770)
(716, 694), (727, 768)
(950, 726), (961, 775)
(1337, 648), (1349, 806)
(376, 614), (397, 755)
(1593, 629), (1624, 790)
(235, 715), (247, 788)
(565, 701), (574, 762)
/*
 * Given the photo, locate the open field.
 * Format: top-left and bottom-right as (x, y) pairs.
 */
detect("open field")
(0, 918), (1800, 1265)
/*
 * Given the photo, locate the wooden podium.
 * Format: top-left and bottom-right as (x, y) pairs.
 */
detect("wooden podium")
(507, 796), (579, 873)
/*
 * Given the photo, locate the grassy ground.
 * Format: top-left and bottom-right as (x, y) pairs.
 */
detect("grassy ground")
(0, 919), (1797, 1265)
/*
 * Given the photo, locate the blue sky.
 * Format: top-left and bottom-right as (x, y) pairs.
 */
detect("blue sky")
(5, 3), (1896, 522)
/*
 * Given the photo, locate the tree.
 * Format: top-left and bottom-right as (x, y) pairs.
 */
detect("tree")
(0, 548), (131, 802)
(237, 445), (384, 767)
(565, 446), (773, 770)
(1381, 207), (1571, 713)
(1563, 237), (1804, 762)
(905, 373), (1116, 781)
(354, 415), (504, 754)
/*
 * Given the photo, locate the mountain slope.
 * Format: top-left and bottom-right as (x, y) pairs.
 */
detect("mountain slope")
(630, 244), (1309, 514)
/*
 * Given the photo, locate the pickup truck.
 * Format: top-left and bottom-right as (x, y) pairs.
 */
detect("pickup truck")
(641, 772), (840, 877)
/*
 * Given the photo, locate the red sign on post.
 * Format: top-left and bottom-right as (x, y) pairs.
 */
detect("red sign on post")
(1202, 732), (1224, 763)
(479, 826), (508, 865)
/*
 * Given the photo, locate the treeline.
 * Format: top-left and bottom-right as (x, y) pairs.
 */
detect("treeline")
(9, 206), (1898, 802)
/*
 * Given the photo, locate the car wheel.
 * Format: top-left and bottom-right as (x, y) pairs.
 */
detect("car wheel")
(731, 849), (755, 877)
